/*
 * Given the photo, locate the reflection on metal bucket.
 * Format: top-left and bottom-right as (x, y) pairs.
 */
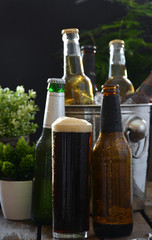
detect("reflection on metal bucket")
(121, 104), (151, 210)
(65, 103), (152, 210)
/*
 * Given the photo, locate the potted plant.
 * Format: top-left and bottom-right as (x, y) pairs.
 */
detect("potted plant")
(0, 136), (35, 220)
(0, 85), (39, 145)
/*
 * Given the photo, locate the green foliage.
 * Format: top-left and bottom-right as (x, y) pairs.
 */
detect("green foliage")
(0, 137), (35, 181)
(0, 142), (4, 160)
(2, 162), (16, 179)
(0, 160), (3, 169)
(15, 136), (32, 162)
(0, 86), (39, 137)
(3, 144), (15, 163)
(19, 154), (34, 180)
(80, 0), (152, 89)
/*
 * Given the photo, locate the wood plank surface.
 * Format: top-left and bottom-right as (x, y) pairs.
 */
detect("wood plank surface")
(0, 211), (151, 240)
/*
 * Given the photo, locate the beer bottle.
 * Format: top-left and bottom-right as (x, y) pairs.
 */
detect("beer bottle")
(105, 39), (134, 102)
(122, 71), (152, 103)
(81, 45), (97, 96)
(62, 28), (94, 105)
(32, 78), (65, 225)
(92, 85), (133, 238)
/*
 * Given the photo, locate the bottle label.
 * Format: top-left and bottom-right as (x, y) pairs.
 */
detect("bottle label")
(43, 92), (65, 128)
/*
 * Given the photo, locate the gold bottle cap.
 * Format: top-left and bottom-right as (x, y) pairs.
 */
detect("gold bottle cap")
(102, 85), (119, 96)
(109, 39), (125, 46)
(61, 28), (79, 35)
(47, 78), (65, 84)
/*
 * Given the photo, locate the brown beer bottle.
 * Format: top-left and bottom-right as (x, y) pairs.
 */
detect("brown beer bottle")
(122, 71), (152, 103)
(92, 85), (133, 238)
(62, 28), (94, 105)
(105, 39), (134, 102)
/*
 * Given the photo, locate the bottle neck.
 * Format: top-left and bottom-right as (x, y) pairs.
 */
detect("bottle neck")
(82, 49), (96, 94)
(108, 45), (127, 78)
(43, 91), (65, 129)
(62, 32), (84, 75)
(41, 127), (52, 138)
(137, 71), (152, 97)
(100, 94), (122, 132)
(82, 50), (96, 76)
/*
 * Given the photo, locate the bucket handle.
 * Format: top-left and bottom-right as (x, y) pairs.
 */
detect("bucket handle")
(124, 115), (148, 159)
(125, 130), (148, 159)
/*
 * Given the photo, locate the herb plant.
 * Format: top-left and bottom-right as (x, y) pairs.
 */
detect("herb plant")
(0, 86), (39, 138)
(0, 137), (35, 181)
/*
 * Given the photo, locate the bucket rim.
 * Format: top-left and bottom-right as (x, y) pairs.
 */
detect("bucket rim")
(65, 103), (152, 108)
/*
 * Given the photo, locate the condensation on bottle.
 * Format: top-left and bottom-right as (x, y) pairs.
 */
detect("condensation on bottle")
(92, 85), (133, 238)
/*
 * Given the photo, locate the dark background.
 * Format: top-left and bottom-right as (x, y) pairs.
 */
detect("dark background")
(0, 0), (124, 142)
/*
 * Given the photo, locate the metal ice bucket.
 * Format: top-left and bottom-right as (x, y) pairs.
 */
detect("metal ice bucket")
(121, 104), (151, 210)
(65, 104), (152, 210)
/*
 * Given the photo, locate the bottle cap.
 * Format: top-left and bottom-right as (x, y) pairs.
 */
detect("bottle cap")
(61, 28), (79, 35)
(81, 45), (96, 52)
(47, 78), (65, 84)
(109, 39), (125, 47)
(102, 84), (119, 95)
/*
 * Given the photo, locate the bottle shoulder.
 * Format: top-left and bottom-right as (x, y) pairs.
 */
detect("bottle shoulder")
(93, 132), (131, 156)
(64, 73), (91, 82)
(35, 130), (52, 150)
(105, 76), (134, 102)
(64, 74), (94, 105)
(122, 73), (152, 104)
(64, 73), (93, 92)
(105, 76), (134, 88)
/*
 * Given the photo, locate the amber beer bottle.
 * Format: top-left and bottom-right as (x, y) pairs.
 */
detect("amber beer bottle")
(122, 71), (152, 103)
(105, 39), (134, 102)
(32, 78), (65, 225)
(62, 28), (94, 105)
(92, 85), (133, 238)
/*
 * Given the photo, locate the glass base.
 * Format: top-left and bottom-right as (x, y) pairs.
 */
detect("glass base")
(53, 231), (88, 239)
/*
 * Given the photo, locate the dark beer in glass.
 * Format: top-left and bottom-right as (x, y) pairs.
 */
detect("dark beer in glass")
(52, 116), (92, 239)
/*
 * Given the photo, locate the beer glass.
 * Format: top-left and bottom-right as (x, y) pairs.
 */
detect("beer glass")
(52, 116), (92, 239)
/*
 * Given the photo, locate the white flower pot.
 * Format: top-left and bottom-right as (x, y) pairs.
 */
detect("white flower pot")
(0, 180), (33, 220)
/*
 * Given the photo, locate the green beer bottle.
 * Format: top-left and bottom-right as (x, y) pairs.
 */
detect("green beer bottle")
(32, 78), (65, 225)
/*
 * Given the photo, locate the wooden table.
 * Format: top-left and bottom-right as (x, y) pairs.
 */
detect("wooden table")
(0, 183), (152, 240)
(0, 211), (152, 240)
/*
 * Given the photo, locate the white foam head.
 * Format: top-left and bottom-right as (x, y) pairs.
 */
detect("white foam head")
(52, 116), (92, 132)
